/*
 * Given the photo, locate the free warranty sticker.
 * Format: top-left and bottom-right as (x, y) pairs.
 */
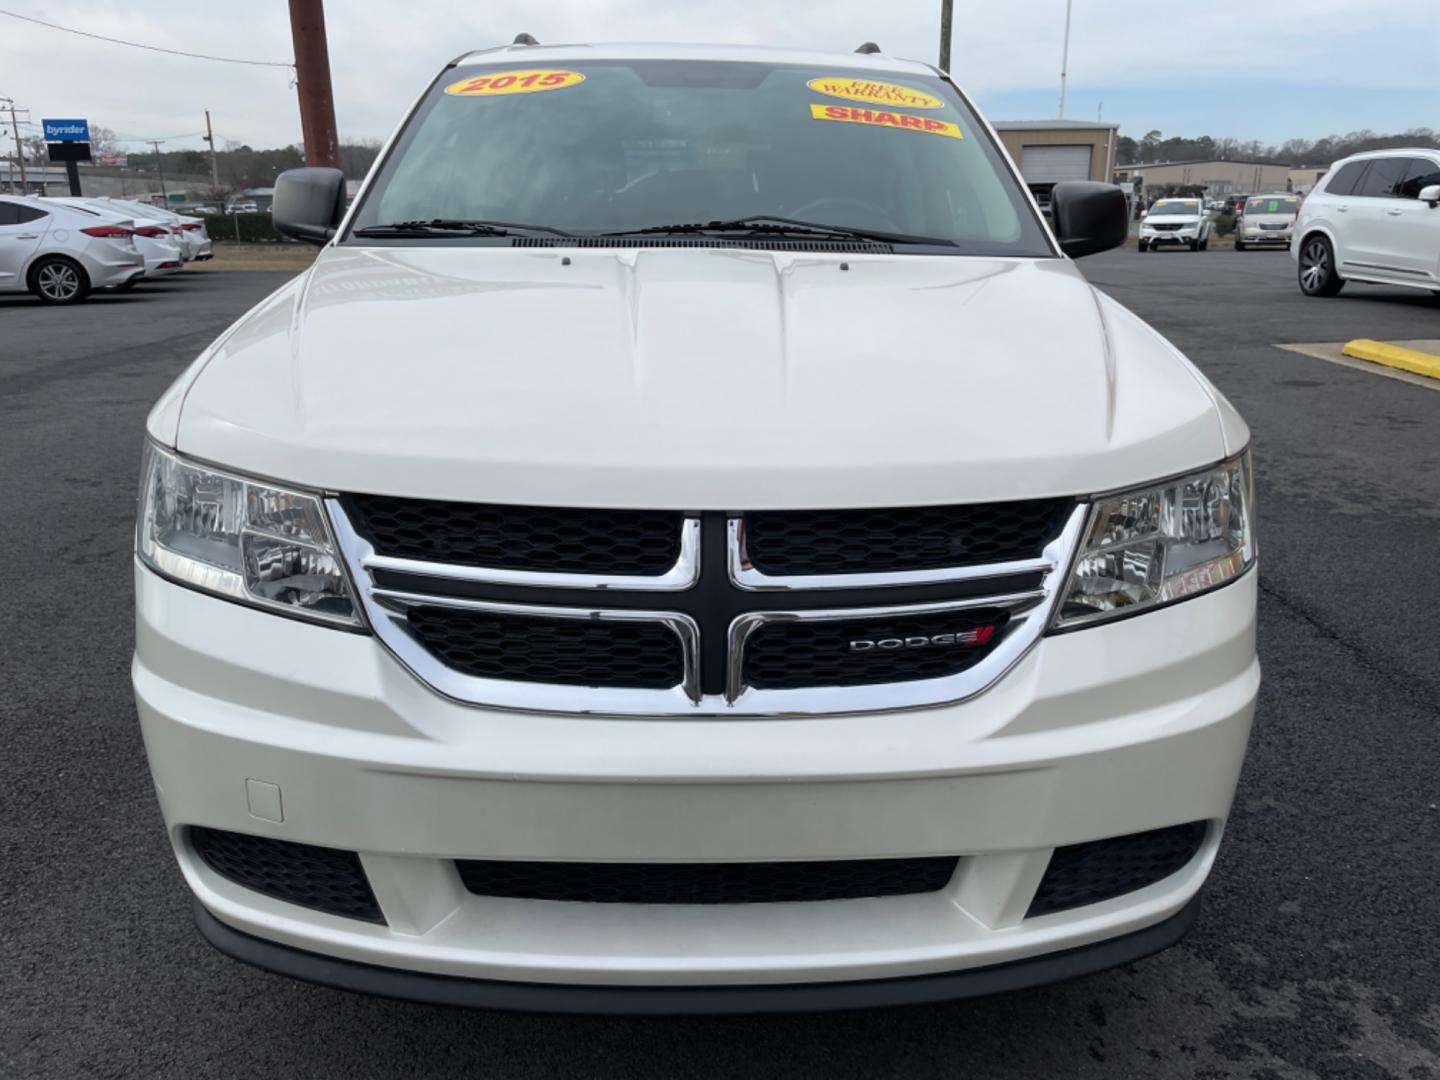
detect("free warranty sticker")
(809, 104), (963, 139)
(444, 70), (586, 96)
(805, 77), (943, 110)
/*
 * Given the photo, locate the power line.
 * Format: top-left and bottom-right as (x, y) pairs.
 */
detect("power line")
(113, 132), (208, 144)
(0, 9), (294, 68)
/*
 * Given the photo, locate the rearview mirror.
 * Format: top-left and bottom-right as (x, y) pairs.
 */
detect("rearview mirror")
(1050, 182), (1129, 259)
(1420, 184), (1440, 207)
(272, 166), (346, 245)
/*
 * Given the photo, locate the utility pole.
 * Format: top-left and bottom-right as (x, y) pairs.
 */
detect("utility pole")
(288, 0), (339, 167)
(202, 109), (220, 188)
(1, 97), (28, 192)
(938, 0), (953, 73)
(1057, 0), (1074, 119)
(148, 139), (168, 204)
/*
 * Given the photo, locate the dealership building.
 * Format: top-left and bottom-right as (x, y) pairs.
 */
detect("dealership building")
(1112, 159), (1295, 196)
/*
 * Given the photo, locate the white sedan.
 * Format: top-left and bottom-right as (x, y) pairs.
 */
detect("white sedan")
(42, 198), (185, 286)
(0, 195), (144, 303)
(88, 197), (215, 261)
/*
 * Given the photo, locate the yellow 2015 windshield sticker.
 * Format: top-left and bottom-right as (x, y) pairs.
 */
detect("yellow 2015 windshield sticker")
(806, 77), (943, 110)
(444, 70), (585, 96)
(809, 103), (963, 139)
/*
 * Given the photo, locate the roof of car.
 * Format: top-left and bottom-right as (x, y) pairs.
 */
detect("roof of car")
(1335, 147), (1440, 163)
(450, 41), (939, 78)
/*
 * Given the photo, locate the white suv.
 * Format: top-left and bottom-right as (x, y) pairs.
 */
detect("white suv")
(133, 41), (1258, 1013)
(1138, 197), (1212, 252)
(1293, 149), (1440, 297)
(0, 195), (145, 303)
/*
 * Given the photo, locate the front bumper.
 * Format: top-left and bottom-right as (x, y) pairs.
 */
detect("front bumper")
(195, 892), (1202, 1014)
(134, 562), (1258, 998)
(1241, 231), (1294, 246)
(1141, 231), (1200, 245)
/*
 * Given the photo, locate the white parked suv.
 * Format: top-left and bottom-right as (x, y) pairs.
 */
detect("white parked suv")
(1293, 149), (1440, 297)
(133, 41), (1259, 1013)
(0, 195), (145, 303)
(1138, 197), (1212, 252)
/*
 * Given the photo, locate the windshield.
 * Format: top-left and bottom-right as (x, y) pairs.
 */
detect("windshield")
(348, 59), (1051, 255)
(1149, 200), (1202, 217)
(1244, 196), (1299, 216)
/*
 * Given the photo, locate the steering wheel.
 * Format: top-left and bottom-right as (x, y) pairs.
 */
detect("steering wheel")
(785, 196), (900, 232)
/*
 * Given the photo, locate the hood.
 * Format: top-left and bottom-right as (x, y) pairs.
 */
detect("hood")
(1144, 214), (1203, 225)
(164, 245), (1235, 509)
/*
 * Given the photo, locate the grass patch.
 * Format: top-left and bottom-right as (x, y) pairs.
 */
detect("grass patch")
(190, 243), (318, 272)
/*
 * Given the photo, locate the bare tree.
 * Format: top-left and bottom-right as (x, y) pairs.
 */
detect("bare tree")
(89, 125), (119, 154)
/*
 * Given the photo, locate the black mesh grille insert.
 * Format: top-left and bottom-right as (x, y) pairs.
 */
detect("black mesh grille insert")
(406, 606), (684, 689)
(456, 856), (959, 904)
(744, 501), (1072, 576)
(346, 494), (683, 575)
(743, 609), (1009, 690)
(190, 827), (384, 924)
(1027, 823), (1207, 917)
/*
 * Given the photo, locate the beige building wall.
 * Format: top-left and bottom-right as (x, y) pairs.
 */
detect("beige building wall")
(1113, 160), (1293, 194)
(1288, 167), (1330, 194)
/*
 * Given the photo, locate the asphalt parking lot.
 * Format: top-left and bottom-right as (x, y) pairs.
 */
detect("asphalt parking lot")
(4, 251), (1439, 1079)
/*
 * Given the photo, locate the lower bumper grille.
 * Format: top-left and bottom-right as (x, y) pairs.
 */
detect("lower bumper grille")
(456, 856), (961, 905)
(405, 605), (685, 690)
(190, 827), (384, 924)
(1027, 822), (1207, 917)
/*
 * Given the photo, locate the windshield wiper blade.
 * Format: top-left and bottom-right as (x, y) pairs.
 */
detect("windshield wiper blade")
(353, 219), (575, 238)
(597, 216), (952, 246)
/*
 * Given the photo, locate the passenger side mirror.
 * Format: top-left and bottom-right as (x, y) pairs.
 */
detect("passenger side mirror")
(1420, 184), (1440, 208)
(272, 167), (346, 245)
(1050, 181), (1129, 259)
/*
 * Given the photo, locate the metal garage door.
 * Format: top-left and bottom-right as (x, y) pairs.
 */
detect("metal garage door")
(1020, 145), (1092, 183)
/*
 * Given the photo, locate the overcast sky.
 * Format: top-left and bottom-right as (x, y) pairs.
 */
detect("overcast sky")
(2, 1), (1437, 154)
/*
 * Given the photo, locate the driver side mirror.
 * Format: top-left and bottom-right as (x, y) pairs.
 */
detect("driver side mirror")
(272, 166), (346, 245)
(1050, 181), (1129, 259)
(1420, 184), (1440, 208)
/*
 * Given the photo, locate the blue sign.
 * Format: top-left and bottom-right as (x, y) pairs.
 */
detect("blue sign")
(43, 118), (90, 142)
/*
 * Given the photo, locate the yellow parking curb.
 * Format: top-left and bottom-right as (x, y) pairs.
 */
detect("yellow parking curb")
(1341, 339), (1440, 380)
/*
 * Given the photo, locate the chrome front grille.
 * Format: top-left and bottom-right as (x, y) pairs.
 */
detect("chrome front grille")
(329, 500), (1087, 717)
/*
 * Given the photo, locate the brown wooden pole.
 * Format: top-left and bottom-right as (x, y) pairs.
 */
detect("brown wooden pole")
(288, 0), (339, 167)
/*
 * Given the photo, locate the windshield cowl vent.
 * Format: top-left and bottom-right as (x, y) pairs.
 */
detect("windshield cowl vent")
(511, 237), (893, 253)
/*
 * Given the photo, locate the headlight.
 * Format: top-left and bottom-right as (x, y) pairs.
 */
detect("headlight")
(1051, 451), (1255, 631)
(137, 442), (362, 627)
